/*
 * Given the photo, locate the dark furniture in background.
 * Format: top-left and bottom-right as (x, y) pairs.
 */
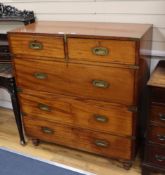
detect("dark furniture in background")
(0, 3), (35, 144)
(142, 60), (165, 175)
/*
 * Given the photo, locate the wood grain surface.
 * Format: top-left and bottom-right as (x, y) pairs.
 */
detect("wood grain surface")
(8, 21), (152, 39)
(9, 34), (65, 59)
(19, 92), (134, 137)
(23, 116), (133, 160)
(68, 38), (136, 65)
(14, 58), (135, 105)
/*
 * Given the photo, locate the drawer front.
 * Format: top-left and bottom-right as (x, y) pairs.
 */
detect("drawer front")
(145, 144), (165, 167)
(68, 38), (136, 65)
(148, 125), (165, 145)
(150, 105), (165, 126)
(23, 116), (132, 160)
(15, 59), (135, 105)
(19, 92), (134, 136)
(9, 34), (65, 59)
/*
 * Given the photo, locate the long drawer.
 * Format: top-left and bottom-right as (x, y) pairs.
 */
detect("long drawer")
(68, 38), (136, 65)
(9, 34), (65, 59)
(14, 59), (135, 105)
(23, 116), (133, 160)
(19, 92), (134, 136)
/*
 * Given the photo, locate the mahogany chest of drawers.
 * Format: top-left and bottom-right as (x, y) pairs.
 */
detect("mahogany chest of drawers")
(8, 21), (152, 169)
(142, 61), (165, 174)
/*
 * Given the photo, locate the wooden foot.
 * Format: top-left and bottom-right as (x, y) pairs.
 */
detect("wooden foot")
(32, 139), (40, 146)
(122, 161), (132, 170)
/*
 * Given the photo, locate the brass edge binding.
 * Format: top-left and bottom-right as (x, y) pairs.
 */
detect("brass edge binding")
(21, 112), (27, 117)
(16, 87), (23, 93)
(128, 106), (138, 113)
(128, 65), (139, 70)
(64, 34), (68, 64)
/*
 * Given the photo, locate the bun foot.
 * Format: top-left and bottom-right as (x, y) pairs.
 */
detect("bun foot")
(32, 139), (40, 146)
(122, 161), (132, 170)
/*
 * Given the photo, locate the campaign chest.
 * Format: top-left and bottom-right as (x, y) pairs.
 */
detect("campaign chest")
(8, 21), (152, 169)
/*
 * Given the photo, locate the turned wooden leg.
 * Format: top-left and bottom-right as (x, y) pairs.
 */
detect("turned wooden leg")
(32, 139), (40, 146)
(122, 161), (133, 170)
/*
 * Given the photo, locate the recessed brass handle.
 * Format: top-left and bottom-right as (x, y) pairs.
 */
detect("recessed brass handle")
(94, 114), (108, 123)
(159, 113), (165, 121)
(33, 72), (47, 80)
(92, 80), (109, 88)
(29, 40), (43, 50)
(94, 140), (109, 148)
(157, 134), (165, 141)
(41, 127), (54, 134)
(38, 103), (51, 112)
(92, 47), (109, 56)
(155, 154), (165, 162)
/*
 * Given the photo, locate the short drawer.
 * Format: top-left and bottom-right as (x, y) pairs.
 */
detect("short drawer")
(148, 125), (165, 145)
(150, 105), (165, 126)
(145, 144), (165, 167)
(68, 38), (136, 65)
(9, 34), (65, 59)
(15, 59), (135, 105)
(23, 116), (132, 160)
(19, 92), (134, 136)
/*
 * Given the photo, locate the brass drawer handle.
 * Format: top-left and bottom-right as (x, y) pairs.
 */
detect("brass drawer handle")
(38, 103), (51, 112)
(155, 154), (165, 162)
(157, 134), (165, 141)
(94, 140), (109, 148)
(92, 47), (109, 56)
(94, 114), (108, 123)
(159, 113), (165, 121)
(92, 80), (109, 88)
(29, 40), (43, 50)
(41, 127), (54, 134)
(33, 72), (47, 80)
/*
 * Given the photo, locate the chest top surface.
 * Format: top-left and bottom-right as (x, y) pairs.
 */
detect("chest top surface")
(8, 21), (152, 39)
(148, 61), (165, 88)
